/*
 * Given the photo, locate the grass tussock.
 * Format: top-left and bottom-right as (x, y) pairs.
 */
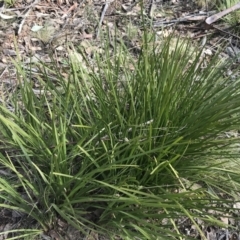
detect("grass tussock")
(0, 34), (240, 239)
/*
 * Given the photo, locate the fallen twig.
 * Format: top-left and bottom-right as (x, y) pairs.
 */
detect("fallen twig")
(205, 2), (240, 25)
(153, 12), (216, 28)
(17, 0), (40, 35)
(96, 0), (115, 39)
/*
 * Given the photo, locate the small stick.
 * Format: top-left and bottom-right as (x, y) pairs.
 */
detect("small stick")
(18, 0), (40, 35)
(148, 0), (155, 18)
(211, 24), (240, 40)
(206, 2), (240, 25)
(96, 0), (115, 39)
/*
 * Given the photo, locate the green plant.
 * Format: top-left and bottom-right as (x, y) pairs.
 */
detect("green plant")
(3, 0), (16, 6)
(0, 32), (240, 239)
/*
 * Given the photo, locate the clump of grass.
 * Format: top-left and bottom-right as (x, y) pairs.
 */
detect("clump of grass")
(0, 32), (240, 239)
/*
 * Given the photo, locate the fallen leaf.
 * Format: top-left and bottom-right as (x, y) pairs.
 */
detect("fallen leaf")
(31, 25), (44, 32)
